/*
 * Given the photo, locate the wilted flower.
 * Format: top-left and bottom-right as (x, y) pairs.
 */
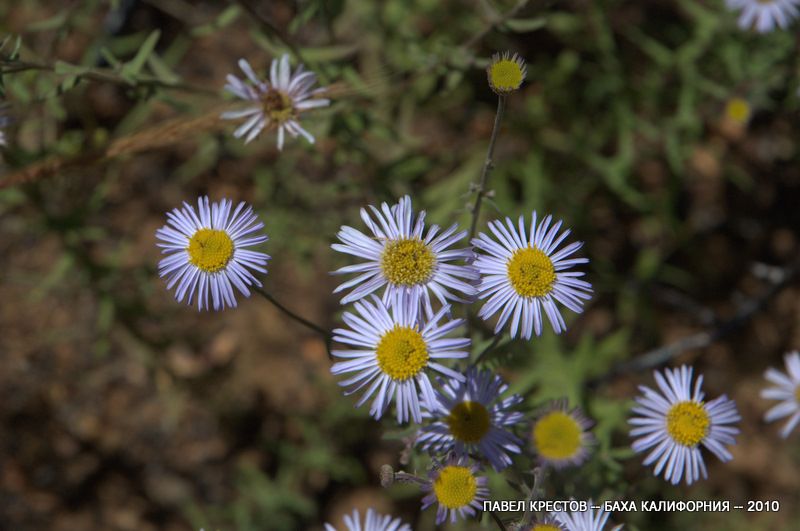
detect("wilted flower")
(222, 54), (329, 149)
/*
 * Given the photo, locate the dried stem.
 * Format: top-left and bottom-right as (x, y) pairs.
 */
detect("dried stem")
(590, 257), (800, 387)
(520, 467), (543, 526)
(0, 107), (231, 189)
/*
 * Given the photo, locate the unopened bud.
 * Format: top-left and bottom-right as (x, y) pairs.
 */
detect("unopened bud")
(379, 464), (394, 488)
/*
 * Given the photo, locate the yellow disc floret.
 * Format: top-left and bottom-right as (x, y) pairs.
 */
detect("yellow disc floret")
(533, 525), (562, 531)
(433, 465), (477, 509)
(188, 228), (234, 273)
(446, 401), (491, 443)
(487, 52), (526, 94)
(507, 247), (556, 298)
(666, 401), (710, 447)
(724, 97), (751, 124)
(381, 238), (436, 286)
(375, 326), (429, 381)
(262, 88), (295, 124)
(795, 386), (800, 402)
(533, 411), (583, 461)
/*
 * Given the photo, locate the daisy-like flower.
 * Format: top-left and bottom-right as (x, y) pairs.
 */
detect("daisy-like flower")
(761, 351), (800, 438)
(331, 293), (470, 424)
(472, 212), (592, 339)
(416, 367), (524, 471)
(553, 502), (623, 531)
(221, 54), (329, 149)
(531, 400), (594, 469)
(155, 196), (270, 311)
(629, 365), (741, 485)
(421, 456), (489, 525)
(324, 508), (411, 531)
(724, 97), (752, 126)
(332, 195), (478, 315)
(486, 51), (527, 95)
(726, 0), (800, 33)
(524, 515), (566, 531)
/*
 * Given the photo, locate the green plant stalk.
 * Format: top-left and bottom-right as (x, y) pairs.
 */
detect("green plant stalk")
(468, 94), (506, 241)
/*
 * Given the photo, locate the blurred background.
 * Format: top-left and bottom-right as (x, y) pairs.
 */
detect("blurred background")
(2, 0), (800, 529)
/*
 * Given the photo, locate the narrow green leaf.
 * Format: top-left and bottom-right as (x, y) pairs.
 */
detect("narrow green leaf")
(216, 5), (240, 27)
(27, 12), (68, 32)
(99, 47), (123, 69)
(504, 17), (547, 33)
(121, 29), (161, 80)
(146, 54), (180, 84)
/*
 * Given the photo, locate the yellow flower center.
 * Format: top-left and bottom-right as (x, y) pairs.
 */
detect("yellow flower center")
(446, 401), (491, 443)
(187, 228), (234, 273)
(666, 401), (710, 447)
(507, 247), (556, 298)
(432, 465), (477, 510)
(795, 386), (800, 402)
(262, 88), (295, 123)
(375, 326), (429, 381)
(533, 411), (582, 461)
(488, 59), (524, 92)
(724, 97), (751, 124)
(380, 238), (436, 286)
(533, 525), (562, 531)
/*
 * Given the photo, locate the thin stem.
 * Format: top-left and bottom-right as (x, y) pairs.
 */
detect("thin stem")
(589, 256), (800, 387)
(232, 0), (318, 79)
(392, 471), (428, 487)
(468, 94), (506, 241)
(487, 509), (507, 531)
(469, 333), (504, 368)
(0, 59), (217, 95)
(253, 287), (332, 357)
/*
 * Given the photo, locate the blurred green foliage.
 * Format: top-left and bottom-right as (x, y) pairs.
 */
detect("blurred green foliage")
(2, 0), (800, 529)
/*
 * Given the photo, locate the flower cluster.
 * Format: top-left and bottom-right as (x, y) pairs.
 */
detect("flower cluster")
(327, 188), (600, 524)
(147, 50), (777, 531)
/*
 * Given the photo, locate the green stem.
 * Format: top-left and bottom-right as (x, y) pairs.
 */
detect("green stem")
(468, 94), (506, 241)
(469, 333), (505, 368)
